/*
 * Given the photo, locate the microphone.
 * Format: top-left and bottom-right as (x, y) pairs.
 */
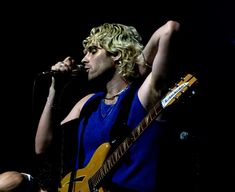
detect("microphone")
(39, 64), (85, 76)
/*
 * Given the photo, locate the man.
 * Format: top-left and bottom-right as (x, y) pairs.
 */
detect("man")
(35, 20), (180, 191)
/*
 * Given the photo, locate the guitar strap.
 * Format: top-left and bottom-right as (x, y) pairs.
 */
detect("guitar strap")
(62, 92), (105, 192)
(109, 80), (141, 146)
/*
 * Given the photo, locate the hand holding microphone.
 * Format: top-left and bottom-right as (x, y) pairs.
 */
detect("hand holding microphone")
(41, 63), (85, 76)
(40, 56), (85, 77)
(39, 57), (85, 76)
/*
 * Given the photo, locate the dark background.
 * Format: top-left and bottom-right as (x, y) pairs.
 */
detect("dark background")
(0, 0), (234, 191)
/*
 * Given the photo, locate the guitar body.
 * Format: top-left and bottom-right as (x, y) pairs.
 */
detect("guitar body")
(59, 142), (111, 192)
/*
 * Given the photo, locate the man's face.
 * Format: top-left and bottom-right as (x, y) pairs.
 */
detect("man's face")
(82, 46), (116, 80)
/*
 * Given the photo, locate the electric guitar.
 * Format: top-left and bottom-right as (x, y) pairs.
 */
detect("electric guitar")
(59, 73), (198, 192)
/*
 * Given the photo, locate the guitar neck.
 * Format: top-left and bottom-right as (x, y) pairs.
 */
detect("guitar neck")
(90, 102), (163, 187)
(89, 73), (197, 189)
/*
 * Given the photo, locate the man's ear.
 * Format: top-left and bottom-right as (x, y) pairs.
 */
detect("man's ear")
(112, 52), (121, 62)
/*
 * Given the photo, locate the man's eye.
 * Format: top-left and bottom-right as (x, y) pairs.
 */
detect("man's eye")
(90, 49), (97, 54)
(89, 46), (98, 54)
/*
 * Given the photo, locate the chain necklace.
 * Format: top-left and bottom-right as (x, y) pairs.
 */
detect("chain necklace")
(100, 85), (130, 118)
(100, 101), (115, 118)
(104, 85), (129, 100)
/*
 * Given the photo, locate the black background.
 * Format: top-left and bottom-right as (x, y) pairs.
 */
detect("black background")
(0, 0), (234, 191)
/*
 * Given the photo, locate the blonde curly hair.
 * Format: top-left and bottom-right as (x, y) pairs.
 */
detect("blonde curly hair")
(82, 23), (144, 82)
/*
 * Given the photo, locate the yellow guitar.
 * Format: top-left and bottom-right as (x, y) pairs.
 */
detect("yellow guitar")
(59, 74), (198, 192)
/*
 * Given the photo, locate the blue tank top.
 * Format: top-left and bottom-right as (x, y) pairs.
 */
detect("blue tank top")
(76, 85), (165, 191)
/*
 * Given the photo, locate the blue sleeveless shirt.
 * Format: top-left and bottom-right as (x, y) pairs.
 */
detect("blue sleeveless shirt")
(75, 85), (165, 191)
